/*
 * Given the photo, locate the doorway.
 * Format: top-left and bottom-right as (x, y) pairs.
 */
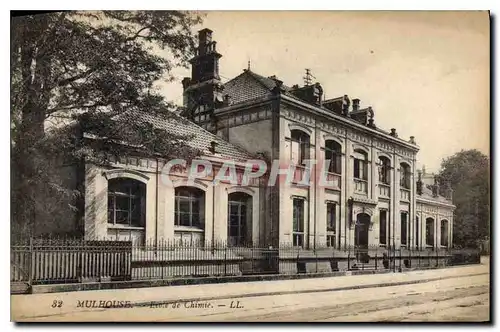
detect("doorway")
(354, 213), (371, 263)
(355, 213), (370, 249)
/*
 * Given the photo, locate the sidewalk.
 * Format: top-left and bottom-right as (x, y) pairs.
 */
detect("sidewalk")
(11, 262), (488, 321)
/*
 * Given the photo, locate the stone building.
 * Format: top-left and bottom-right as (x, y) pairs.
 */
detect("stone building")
(80, 28), (454, 251)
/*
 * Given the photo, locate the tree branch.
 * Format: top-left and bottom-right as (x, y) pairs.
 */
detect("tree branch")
(125, 26), (150, 42)
(57, 67), (97, 87)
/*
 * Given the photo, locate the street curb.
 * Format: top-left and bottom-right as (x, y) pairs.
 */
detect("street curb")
(133, 271), (489, 309)
(11, 268), (488, 322)
(27, 264), (455, 294)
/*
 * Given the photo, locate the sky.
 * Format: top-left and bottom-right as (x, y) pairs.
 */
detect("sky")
(157, 11), (490, 172)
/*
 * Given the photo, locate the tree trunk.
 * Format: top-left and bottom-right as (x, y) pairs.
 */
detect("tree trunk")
(11, 24), (47, 236)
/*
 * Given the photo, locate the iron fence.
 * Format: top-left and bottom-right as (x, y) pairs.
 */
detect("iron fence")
(10, 237), (481, 293)
(11, 237), (132, 288)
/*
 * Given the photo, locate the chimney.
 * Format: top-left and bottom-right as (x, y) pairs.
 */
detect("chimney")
(352, 98), (360, 112)
(341, 95), (350, 116)
(272, 79), (285, 94)
(416, 170), (423, 195)
(367, 107), (376, 128)
(198, 28), (213, 55)
(390, 128), (398, 138)
(313, 83), (323, 106)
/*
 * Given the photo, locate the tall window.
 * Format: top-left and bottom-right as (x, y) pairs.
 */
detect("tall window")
(400, 212), (408, 246)
(415, 216), (420, 249)
(325, 140), (342, 174)
(175, 187), (205, 228)
(379, 210), (387, 245)
(292, 198), (305, 247)
(441, 220), (449, 247)
(107, 178), (146, 227)
(378, 156), (391, 185)
(353, 149), (368, 180)
(228, 192), (252, 247)
(326, 203), (337, 232)
(291, 130), (310, 165)
(426, 218), (435, 247)
(326, 202), (336, 247)
(400, 163), (411, 189)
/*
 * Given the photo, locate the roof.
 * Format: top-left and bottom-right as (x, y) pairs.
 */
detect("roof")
(126, 111), (258, 162)
(417, 183), (454, 206)
(221, 70), (276, 105)
(220, 70), (416, 146)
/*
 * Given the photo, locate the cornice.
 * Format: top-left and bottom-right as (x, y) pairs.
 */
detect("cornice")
(280, 94), (419, 152)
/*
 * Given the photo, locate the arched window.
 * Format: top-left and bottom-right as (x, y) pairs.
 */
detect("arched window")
(378, 156), (391, 185)
(400, 163), (411, 189)
(108, 178), (146, 227)
(175, 187), (205, 228)
(353, 149), (368, 180)
(290, 129), (310, 165)
(325, 140), (342, 174)
(441, 220), (449, 247)
(426, 217), (435, 247)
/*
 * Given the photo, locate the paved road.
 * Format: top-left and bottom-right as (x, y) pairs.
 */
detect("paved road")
(12, 261), (489, 322)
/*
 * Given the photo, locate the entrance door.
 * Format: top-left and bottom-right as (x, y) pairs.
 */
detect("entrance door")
(354, 213), (370, 249)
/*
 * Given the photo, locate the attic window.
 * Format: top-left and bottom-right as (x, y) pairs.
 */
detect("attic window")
(209, 141), (218, 154)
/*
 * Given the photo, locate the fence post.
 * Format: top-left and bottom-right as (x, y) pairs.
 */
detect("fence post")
(80, 239), (85, 282)
(315, 250), (318, 273)
(347, 248), (350, 270)
(392, 247), (395, 272)
(29, 236), (34, 289)
(224, 245), (227, 276)
(408, 248), (411, 269)
(399, 249), (402, 272)
(375, 249), (378, 270)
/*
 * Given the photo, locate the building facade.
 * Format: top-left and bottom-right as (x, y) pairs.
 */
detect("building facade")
(81, 28), (454, 251)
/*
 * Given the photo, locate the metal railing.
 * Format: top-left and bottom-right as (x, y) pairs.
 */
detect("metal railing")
(11, 237), (481, 292)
